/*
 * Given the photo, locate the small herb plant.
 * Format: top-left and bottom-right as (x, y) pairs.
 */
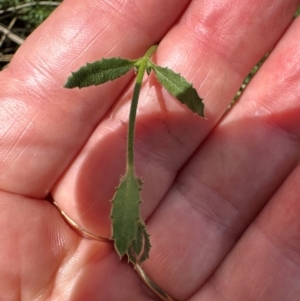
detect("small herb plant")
(65, 45), (205, 265)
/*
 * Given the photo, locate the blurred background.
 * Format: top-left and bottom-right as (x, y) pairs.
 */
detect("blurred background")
(0, 0), (62, 70)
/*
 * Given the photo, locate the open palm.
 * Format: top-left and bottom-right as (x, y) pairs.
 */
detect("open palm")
(1, 0), (300, 300)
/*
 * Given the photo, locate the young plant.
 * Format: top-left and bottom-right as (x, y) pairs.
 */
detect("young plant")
(65, 45), (205, 265)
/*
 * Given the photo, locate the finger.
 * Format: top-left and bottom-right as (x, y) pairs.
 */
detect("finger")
(53, 0), (298, 243)
(191, 165), (300, 301)
(0, 191), (155, 300)
(142, 12), (300, 300)
(0, 0), (191, 197)
(0, 191), (80, 299)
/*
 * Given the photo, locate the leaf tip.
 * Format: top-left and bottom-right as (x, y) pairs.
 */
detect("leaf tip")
(64, 72), (80, 89)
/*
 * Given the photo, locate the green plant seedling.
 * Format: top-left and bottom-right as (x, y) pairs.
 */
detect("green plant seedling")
(65, 45), (205, 266)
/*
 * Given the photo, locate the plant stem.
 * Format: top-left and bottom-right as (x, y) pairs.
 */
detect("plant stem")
(126, 45), (157, 171)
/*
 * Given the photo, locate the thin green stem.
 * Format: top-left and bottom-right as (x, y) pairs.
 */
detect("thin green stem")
(127, 45), (157, 171)
(126, 62), (145, 170)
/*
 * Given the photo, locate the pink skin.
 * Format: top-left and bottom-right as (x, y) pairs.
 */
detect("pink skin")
(1, 0), (300, 300)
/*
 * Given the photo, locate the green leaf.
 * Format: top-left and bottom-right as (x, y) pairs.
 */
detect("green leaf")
(127, 220), (151, 265)
(131, 221), (144, 256)
(64, 57), (135, 89)
(151, 63), (205, 117)
(111, 170), (142, 258)
(138, 222), (151, 263)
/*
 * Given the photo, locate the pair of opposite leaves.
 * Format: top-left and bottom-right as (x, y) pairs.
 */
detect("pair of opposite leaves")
(65, 46), (205, 265)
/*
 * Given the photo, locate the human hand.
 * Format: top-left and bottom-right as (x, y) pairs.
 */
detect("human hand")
(1, 0), (300, 300)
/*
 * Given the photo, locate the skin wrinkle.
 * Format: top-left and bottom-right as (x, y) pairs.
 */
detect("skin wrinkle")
(182, 1), (296, 77)
(3, 115), (36, 166)
(10, 139), (30, 167)
(22, 3), (127, 84)
(173, 173), (245, 244)
(105, 34), (129, 57)
(0, 114), (19, 152)
(121, 85), (204, 175)
(181, 182), (238, 231)
(16, 230), (22, 301)
(100, 0), (127, 15)
(32, 263), (57, 301)
(134, 135), (180, 175)
(248, 237), (281, 298)
(41, 222), (81, 300)
(260, 113), (300, 145)
(74, 22), (116, 63)
(189, 66), (205, 91)
(241, 226), (300, 300)
(181, 56), (196, 80)
(263, 111), (300, 145)
(191, 53), (211, 95)
(66, 123), (126, 219)
(155, 251), (182, 289)
(202, 72), (223, 101)
(211, 283), (233, 301)
(241, 78), (300, 144)
(33, 55), (61, 87)
(47, 210), (73, 261)
(25, 84), (50, 106)
(113, 0), (189, 45)
(53, 21), (89, 70)
(72, 0), (189, 67)
(259, 213), (300, 268)
(195, 117), (294, 197)
(169, 261), (189, 291)
(29, 142), (43, 165)
(59, 3), (108, 48)
(77, 197), (101, 218)
(23, 54), (59, 90)
(9, 116), (39, 166)
(51, 258), (80, 300)
(129, 111), (206, 217)
(161, 30), (242, 117)
(182, 4), (239, 66)
(25, 200), (78, 300)
(0, 97), (28, 130)
(255, 278), (273, 301)
(259, 112), (300, 148)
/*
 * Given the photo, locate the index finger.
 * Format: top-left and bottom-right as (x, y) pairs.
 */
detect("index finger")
(0, 0), (191, 197)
